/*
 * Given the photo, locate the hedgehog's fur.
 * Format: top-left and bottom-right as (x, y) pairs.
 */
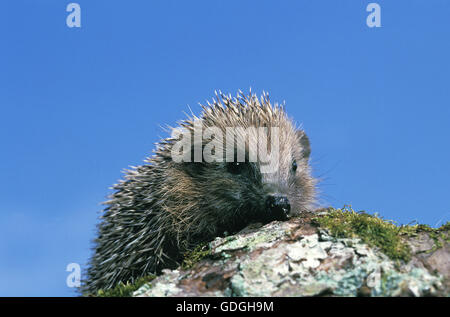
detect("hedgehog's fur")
(82, 91), (316, 295)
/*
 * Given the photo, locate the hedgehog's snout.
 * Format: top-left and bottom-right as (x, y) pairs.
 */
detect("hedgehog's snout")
(265, 194), (291, 220)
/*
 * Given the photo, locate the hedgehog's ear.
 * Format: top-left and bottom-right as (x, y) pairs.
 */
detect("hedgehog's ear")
(297, 130), (311, 160)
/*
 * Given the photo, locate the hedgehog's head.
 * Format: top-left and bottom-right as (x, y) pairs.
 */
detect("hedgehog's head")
(209, 125), (314, 226)
(164, 92), (316, 238)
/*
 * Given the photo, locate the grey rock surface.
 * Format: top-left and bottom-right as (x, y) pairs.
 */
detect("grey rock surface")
(133, 213), (448, 297)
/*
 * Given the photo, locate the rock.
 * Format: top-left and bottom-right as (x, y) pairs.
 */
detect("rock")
(133, 210), (449, 297)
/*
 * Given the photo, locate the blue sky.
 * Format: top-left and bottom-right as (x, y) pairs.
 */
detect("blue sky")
(1, 0), (449, 296)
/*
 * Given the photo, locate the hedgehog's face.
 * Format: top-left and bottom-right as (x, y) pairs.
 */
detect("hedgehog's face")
(259, 129), (314, 220)
(220, 127), (314, 226)
(178, 124), (314, 233)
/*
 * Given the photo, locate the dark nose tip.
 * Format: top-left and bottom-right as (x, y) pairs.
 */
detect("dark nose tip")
(266, 194), (291, 220)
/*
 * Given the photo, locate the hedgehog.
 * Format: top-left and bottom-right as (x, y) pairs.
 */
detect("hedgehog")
(81, 90), (316, 295)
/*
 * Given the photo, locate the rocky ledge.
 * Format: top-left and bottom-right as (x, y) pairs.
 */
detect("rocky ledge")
(124, 207), (448, 297)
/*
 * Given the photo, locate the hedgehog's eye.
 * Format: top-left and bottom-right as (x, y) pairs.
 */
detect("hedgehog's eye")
(227, 162), (246, 175)
(292, 160), (298, 173)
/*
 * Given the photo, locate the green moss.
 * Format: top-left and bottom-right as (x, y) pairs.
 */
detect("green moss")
(314, 207), (449, 262)
(399, 221), (450, 254)
(96, 275), (155, 297)
(398, 221), (450, 235)
(313, 206), (412, 262)
(181, 243), (211, 270)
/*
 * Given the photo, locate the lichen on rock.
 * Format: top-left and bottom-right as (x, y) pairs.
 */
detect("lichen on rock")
(131, 208), (448, 297)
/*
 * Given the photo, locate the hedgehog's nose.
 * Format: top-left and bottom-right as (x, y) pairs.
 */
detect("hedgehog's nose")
(266, 194), (291, 220)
